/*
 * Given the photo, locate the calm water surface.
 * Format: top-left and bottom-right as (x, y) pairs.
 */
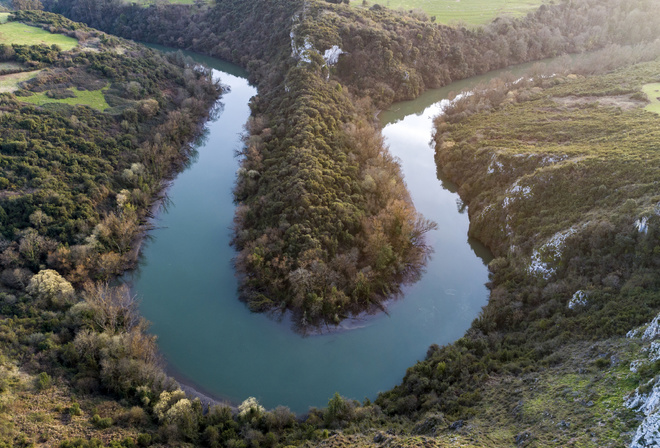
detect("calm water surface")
(131, 49), (535, 413)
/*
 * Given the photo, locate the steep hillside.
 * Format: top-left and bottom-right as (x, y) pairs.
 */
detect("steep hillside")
(0, 10), (220, 283)
(0, 10), (222, 446)
(380, 56), (660, 446)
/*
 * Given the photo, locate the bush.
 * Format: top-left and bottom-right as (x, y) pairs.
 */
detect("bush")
(118, 406), (148, 426)
(26, 269), (74, 309)
(593, 357), (610, 369)
(324, 393), (356, 427)
(136, 434), (151, 447)
(46, 88), (76, 99)
(91, 414), (113, 429)
(68, 402), (82, 416)
(36, 372), (52, 390)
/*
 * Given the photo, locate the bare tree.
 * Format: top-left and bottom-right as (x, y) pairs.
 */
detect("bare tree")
(82, 282), (141, 333)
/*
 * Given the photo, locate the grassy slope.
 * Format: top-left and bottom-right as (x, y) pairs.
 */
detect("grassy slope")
(643, 82), (660, 114)
(0, 68), (40, 92)
(349, 0), (547, 25)
(309, 341), (642, 447)
(20, 85), (110, 110)
(0, 12), (8, 23)
(413, 59), (660, 447)
(437, 61), (660, 260)
(0, 19), (78, 50)
(2, 373), (148, 445)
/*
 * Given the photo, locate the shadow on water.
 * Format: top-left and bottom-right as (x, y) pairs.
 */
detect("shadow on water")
(437, 166), (459, 193)
(145, 42), (250, 79)
(436, 167), (492, 265)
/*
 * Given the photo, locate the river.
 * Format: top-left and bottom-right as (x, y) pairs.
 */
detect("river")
(130, 48), (534, 413)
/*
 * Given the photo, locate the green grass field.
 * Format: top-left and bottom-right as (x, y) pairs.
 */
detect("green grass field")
(0, 61), (24, 72)
(20, 86), (110, 111)
(0, 13), (9, 24)
(642, 83), (660, 115)
(0, 69), (40, 93)
(0, 20), (78, 50)
(350, 0), (546, 26)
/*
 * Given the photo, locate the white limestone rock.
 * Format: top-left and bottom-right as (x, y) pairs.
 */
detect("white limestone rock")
(630, 412), (660, 448)
(643, 314), (660, 341)
(636, 217), (649, 234)
(568, 290), (588, 309)
(528, 227), (578, 279)
(323, 45), (344, 65)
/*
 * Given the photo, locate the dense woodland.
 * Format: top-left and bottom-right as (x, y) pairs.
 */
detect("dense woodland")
(1, 0), (660, 447)
(0, 11), (220, 283)
(0, 11), (231, 447)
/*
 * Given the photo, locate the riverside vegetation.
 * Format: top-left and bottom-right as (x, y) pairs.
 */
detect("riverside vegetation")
(0, 10), (226, 446)
(0, 0), (659, 447)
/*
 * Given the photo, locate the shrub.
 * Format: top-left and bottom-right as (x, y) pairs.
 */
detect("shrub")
(238, 397), (265, 420)
(136, 434), (151, 447)
(91, 414), (113, 429)
(264, 406), (295, 430)
(36, 372), (52, 390)
(593, 357), (610, 369)
(324, 393), (356, 427)
(26, 269), (74, 309)
(118, 406), (148, 426)
(68, 402), (82, 416)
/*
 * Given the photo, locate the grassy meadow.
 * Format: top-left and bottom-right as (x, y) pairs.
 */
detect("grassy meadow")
(0, 69), (40, 92)
(0, 12), (9, 24)
(19, 85), (110, 110)
(125, 0), (546, 25)
(350, 0), (547, 25)
(0, 61), (24, 72)
(0, 19), (78, 50)
(643, 83), (660, 114)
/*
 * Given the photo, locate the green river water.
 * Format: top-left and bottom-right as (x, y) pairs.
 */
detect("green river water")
(131, 48), (535, 413)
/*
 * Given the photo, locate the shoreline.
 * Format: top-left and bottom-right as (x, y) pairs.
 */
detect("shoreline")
(165, 360), (238, 412)
(176, 380), (238, 413)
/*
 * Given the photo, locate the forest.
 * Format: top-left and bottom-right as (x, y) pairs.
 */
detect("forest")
(0, 0), (659, 447)
(0, 10), (230, 446)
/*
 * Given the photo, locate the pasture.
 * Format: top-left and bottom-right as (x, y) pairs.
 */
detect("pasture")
(642, 83), (660, 115)
(350, 0), (547, 26)
(0, 19), (78, 50)
(20, 86), (110, 111)
(0, 69), (40, 93)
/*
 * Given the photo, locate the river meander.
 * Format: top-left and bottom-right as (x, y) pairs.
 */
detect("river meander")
(131, 48), (534, 413)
